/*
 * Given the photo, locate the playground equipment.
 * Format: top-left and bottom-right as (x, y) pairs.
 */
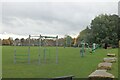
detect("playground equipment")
(80, 40), (92, 57)
(14, 40), (30, 64)
(65, 36), (72, 47)
(39, 35), (58, 64)
(14, 35), (58, 64)
(92, 43), (96, 52)
(91, 43), (98, 52)
(80, 40), (85, 57)
(79, 40), (100, 56)
(89, 43), (99, 53)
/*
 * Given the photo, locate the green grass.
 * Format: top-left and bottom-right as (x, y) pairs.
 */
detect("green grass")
(2, 46), (118, 78)
(0, 46), (2, 78)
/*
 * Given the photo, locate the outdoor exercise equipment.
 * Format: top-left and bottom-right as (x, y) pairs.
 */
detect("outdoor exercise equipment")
(40, 35), (58, 64)
(14, 39), (30, 64)
(14, 35), (58, 64)
(92, 43), (96, 52)
(80, 40), (85, 57)
(79, 40), (92, 57)
(65, 36), (72, 47)
(89, 43), (99, 53)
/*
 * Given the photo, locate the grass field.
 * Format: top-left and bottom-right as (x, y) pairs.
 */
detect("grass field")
(2, 46), (118, 78)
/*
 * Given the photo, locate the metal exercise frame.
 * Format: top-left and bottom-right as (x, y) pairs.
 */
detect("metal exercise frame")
(14, 35), (58, 64)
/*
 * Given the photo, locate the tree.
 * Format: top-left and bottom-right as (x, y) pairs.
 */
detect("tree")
(20, 38), (25, 46)
(77, 26), (92, 45)
(15, 38), (20, 46)
(8, 37), (13, 45)
(2, 39), (10, 45)
(0, 39), (2, 45)
(15, 38), (19, 41)
(90, 14), (119, 47)
(64, 35), (73, 47)
(77, 14), (119, 47)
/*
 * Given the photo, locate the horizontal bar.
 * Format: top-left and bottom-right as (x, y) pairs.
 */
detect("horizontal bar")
(15, 54), (28, 56)
(29, 35), (58, 38)
(15, 58), (28, 60)
(30, 36), (40, 37)
(41, 36), (58, 38)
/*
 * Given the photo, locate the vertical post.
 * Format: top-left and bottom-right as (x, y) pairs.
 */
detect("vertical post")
(81, 40), (85, 57)
(28, 35), (30, 64)
(56, 36), (58, 64)
(44, 38), (46, 63)
(14, 48), (16, 64)
(66, 37), (67, 47)
(70, 37), (71, 47)
(49, 48), (50, 60)
(14, 41), (16, 64)
(92, 43), (96, 52)
(38, 35), (41, 64)
(44, 48), (46, 63)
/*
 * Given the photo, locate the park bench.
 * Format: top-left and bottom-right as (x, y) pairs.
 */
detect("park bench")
(98, 62), (112, 70)
(88, 70), (114, 80)
(49, 75), (74, 80)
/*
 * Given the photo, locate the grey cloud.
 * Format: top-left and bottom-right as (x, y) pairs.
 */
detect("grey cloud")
(1, 2), (118, 37)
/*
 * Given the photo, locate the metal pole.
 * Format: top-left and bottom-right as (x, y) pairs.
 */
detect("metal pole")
(28, 35), (30, 64)
(66, 38), (67, 47)
(44, 38), (46, 63)
(38, 35), (41, 64)
(14, 47), (16, 64)
(14, 41), (16, 64)
(49, 48), (50, 60)
(56, 36), (58, 64)
(44, 48), (46, 63)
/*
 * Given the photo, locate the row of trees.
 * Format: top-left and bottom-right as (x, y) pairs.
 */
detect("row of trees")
(0, 37), (74, 47)
(77, 14), (120, 47)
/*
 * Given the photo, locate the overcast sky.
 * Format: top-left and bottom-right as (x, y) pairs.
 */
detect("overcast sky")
(0, 0), (119, 39)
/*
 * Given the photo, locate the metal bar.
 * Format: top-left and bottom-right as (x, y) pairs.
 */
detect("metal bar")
(41, 36), (58, 38)
(28, 34), (59, 64)
(15, 58), (29, 60)
(14, 48), (16, 64)
(44, 48), (46, 63)
(38, 35), (41, 64)
(56, 36), (58, 64)
(31, 35), (58, 38)
(15, 54), (28, 56)
(30, 36), (40, 37)
(28, 35), (30, 64)
(49, 48), (50, 60)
